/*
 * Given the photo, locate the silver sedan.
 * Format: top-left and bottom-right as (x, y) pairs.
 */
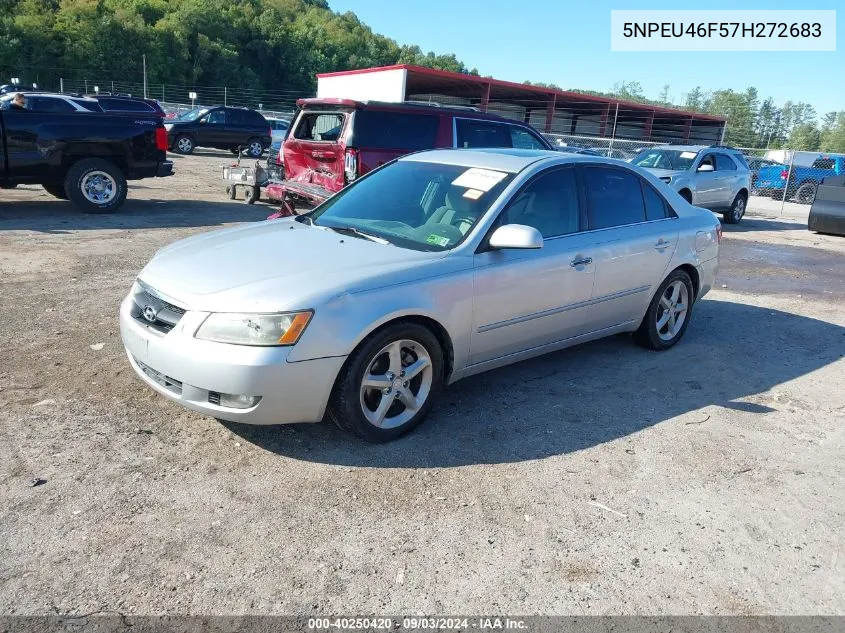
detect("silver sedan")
(120, 149), (720, 442)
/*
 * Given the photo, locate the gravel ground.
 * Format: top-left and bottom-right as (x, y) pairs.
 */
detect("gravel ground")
(1, 152), (844, 617)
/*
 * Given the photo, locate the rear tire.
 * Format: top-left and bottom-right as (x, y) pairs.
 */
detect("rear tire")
(795, 182), (817, 205)
(722, 192), (746, 224)
(174, 135), (194, 155)
(42, 184), (68, 200)
(63, 158), (127, 214)
(634, 270), (694, 351)
(246, 138), (264, 158)
(328, 322), (444, 443)
(243, 185), (259, 204)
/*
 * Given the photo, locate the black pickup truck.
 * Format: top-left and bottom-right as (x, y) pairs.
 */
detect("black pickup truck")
(0, 107), (173, 212)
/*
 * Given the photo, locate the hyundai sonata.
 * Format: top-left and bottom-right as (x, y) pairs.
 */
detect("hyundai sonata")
(120, 149), (720, 442)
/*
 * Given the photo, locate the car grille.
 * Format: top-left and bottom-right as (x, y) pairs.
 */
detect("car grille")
(134, 357), (183, 395)
(208, 391), (221, 405)
(130, 283), (186, 334)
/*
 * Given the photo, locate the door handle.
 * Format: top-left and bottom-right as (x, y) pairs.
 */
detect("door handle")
(311, 150), (335, 160)
(570, 257), (592, 267)
(654, 239), (672, 251)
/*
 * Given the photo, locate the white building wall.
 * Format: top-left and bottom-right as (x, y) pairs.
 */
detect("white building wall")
(317, 68), (408, 102)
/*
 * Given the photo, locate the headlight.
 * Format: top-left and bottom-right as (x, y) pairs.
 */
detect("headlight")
(195, 311), (312, 346)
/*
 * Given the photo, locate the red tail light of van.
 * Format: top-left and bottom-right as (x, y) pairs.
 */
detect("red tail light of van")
(155, 127), (168, 152)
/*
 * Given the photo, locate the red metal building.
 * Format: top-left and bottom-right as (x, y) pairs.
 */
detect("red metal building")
(316, 64), (726, 144)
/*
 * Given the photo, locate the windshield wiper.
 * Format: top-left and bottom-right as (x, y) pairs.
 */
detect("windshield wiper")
(324, 225), (392, 245)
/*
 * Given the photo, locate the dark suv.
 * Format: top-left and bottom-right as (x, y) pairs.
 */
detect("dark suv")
(164, 106), (271, 157)
(91, 95), (166, 118)
(264, 99), (554, 209)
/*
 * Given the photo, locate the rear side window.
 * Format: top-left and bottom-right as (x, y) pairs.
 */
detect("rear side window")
(456, 119), (512, 149)
(99, 99), (150, 112)
(71, 99), (102, 112)
(582, 166), (647, 229)
(31, 97), (75, 113)
(294, 113), (345, 142)
(812, 158), (836, 169)
(642, 182), (673, 221)
(352, 110), (440, 150)
(509, 126), (548, 150)
(715, 154), (737, 171)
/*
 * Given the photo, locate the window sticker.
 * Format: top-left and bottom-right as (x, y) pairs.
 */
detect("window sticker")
(426, 234), (451, 247)
(451, 168), (508, 192)
(462, 188), (483, 200)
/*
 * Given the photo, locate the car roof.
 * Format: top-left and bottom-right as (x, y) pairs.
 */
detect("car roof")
(401, 148), (586, 172)
(10, 92), (98, 101)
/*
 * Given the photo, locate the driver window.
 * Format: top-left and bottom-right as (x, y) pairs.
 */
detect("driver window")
(698, 154), (715, 170)
(205, 110), (227, 124)
(499, 168), (580, 238)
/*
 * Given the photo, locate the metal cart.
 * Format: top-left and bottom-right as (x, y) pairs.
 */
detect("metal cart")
(222, 154), (269, 204)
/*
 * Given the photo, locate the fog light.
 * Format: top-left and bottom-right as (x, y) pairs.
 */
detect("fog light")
(209, 392), (261, 409)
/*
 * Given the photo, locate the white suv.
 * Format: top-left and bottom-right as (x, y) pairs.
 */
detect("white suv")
(631, 145), (751, 224)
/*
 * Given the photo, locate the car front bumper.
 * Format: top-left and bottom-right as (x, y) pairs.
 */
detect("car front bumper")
(119, 294), (346, 425)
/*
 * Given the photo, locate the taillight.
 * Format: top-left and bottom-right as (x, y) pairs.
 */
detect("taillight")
(780, 169), (789, 180)
(716, 224), (722, 243)
(344, 149), (358, 184)
(155, 127), (168, 152)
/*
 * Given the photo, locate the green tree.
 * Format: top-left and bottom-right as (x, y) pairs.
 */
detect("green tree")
(788, 123), (822, 151)
(819, 112), (845, 153)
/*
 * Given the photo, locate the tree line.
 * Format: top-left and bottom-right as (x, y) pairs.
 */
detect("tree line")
(526, 80), (845, 153)
(0, 0), (477, 97)
(2, 0), (840, 153)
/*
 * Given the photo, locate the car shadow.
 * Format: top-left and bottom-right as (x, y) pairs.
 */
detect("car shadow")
(724, 217), (806, 233)
(224, 300), (845, 468)
(0, 199), (273, 233)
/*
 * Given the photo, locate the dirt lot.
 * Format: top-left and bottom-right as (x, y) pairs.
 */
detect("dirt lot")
(1, 151), (844, 617)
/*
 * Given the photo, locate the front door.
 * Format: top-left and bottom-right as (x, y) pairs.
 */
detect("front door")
(693, 152), (720, 207)
(198, 109), (229, 147)
(470, 167), (596, 365)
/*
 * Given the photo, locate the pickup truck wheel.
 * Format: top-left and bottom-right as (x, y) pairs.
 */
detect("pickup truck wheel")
(722, 193), (746, 224)
(174, 135), (194, 154)
(64, 159), (127, 214)
(795, 182), (817, 205)
(246, 138), (264, 158)
(42, 184), (69, 200)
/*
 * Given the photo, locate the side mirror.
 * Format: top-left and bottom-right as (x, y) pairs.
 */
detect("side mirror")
(488, 224), (544, 250)
(697, 164), (714, 172)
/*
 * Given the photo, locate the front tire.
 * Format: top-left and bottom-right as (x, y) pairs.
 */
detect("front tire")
(634, 270), (694, 351)
(722, 192), (746, 224)
(243, 185), (259, 204)
(42, 184), (68, 200)
(63, 158), (127, 213)
(328, 323), (444, 442)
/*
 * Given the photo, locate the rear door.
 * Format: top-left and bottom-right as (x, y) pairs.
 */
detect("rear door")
(713, 152), (740, 206)
(284, 109), (350, 192)
(579, 165), (679, 331)
(349, 109), (442, 175)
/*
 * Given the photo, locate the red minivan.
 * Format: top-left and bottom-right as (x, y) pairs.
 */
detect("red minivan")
(264, 98), (554, 212)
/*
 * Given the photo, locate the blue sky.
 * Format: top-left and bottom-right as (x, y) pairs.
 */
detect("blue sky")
(328, 0), (843, 115)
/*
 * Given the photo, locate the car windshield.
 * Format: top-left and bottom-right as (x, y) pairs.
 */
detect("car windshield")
(307, 160), (515, 252)
(632, 149), (698, 170)
(176, 108), (207, 121)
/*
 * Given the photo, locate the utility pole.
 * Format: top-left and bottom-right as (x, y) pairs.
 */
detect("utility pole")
(142, 54), (148, 98)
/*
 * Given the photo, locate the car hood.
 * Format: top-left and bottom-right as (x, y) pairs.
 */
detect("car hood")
(639, 167), (685, 178)
(137, 220), (451, 312)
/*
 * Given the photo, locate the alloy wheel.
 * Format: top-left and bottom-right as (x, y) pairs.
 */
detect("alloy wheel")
(656, 280), (689, 342)
(358, 339), (433, 429)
